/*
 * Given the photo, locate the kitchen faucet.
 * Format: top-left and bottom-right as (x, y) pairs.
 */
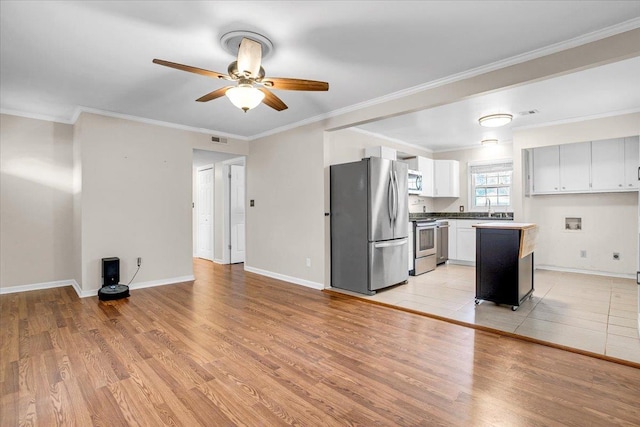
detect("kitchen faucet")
(486, 198), (492, 216)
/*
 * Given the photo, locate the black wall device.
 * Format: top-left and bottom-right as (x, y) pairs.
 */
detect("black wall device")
(102, 257), (120, 286)
(99, 257), (130, 301)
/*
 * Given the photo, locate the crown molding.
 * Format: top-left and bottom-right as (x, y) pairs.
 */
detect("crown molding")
(347, 127), (434, 154)
(247, 18), (640, 141)
(3, 18), (639, 143)
(73, 107), (250, 140)
(0, 108), (76, 124)
(512, 107), (640, 131)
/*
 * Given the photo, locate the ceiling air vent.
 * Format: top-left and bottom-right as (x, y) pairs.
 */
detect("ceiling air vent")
(518, 109), (539, 116)
(210, 136), (228, 144)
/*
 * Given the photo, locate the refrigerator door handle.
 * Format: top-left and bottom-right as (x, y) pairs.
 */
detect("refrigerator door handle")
(388, 170), (394, 228)
(374, 239), (407, 248)
(393, 169), (399, 222)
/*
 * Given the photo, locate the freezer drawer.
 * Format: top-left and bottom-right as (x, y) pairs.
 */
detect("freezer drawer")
(369, 238), (408, 291)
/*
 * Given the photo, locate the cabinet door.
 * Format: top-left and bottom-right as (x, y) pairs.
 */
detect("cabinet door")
(434, 160), (460, 197)
(532, 146), (560, 193)
(592, 138), (625, 191)
(456, 227), (476, 262)
(419, 157), (434, 197)
(559, 142), (591, 192)
(624, 136), (639, 190)
(448, 220), (457, 260)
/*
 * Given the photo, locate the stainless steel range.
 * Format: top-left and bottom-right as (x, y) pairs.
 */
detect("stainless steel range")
(411, 219), (437, 275)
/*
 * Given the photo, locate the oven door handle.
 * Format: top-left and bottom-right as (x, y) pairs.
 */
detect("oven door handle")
(374, 239), (407, 248)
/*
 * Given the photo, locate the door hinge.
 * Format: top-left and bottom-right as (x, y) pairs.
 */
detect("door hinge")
(637, 271), (640, 285)
(228, 244), (232, 250)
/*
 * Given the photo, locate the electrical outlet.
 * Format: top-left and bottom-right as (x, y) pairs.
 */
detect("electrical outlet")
(137, 257), (142, 266)
(580, 250), (586, 258)
(306, 258), (311, 267)
(613, 252), (620, 261)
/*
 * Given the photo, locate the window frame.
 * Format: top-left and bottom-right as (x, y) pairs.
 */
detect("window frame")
(467, 159), (513, 212)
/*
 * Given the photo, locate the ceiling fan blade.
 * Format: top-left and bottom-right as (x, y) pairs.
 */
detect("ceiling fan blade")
(261, 77), (329, 91)
(196, 86), (232, 102)
(237, 38), (262, 78)
(153, 59), (230, 80)
(258, 88), (288, 111)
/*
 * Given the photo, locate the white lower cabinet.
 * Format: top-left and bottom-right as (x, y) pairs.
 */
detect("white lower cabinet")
(450, 220), (492, 264)
(447, 220), (457, 260)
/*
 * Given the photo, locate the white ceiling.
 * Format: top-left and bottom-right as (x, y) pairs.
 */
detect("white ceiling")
(1, 1), (639, 143)
(356, 56), (640, 152)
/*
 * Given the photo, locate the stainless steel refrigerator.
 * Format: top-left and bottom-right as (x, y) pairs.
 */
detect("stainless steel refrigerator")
(330, 157), (409, 295)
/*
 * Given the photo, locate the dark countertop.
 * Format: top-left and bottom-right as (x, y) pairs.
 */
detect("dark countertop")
(409, 212), (514, 221)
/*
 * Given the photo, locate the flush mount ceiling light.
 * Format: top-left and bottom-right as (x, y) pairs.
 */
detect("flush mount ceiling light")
(478, 113), (513, 128)
(480, 138), (499, 145)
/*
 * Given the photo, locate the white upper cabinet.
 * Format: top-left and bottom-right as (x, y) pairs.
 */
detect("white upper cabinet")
(532, 145), (560, 193)
(559, 142), (591, 192)
(407, 156), (434, 197)
(434, 160), (460, 197)
(624, 136), (639, 190)
(531, 136), (639, 195)
(591, 138), (625, 191)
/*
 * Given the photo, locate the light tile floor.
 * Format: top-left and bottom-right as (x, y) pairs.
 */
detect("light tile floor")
(335, 264), (640, 364)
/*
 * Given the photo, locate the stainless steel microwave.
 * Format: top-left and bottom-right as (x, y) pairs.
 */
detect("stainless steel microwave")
(408, 169), (422, 194)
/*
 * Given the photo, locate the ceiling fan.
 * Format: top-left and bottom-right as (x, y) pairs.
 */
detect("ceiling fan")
(153, 32), (329, 112)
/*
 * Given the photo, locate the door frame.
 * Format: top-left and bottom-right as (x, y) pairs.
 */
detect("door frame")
(220, 156), (246, 265)
(195, 164), (214, 260)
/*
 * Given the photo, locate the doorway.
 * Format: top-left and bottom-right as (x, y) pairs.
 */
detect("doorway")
(196, 165), (214, 260)
(192, 149), (245, 264)
(229, 164), (246, 264)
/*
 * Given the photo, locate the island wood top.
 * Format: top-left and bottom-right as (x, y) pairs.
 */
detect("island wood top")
(472, 222), (537, 230)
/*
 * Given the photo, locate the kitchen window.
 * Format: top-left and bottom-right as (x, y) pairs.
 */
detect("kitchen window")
(469, 160), (513, 210)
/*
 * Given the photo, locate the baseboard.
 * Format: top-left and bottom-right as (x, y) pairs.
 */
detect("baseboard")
(213, 258), (226, 265)
(243, 265), (324, 290)
(448, 260), (475, 267)
(536, 265), (635, 279)
(0, 279), (79, 296)
(1, 276), (196, 298)
(128, 275), (196, 291)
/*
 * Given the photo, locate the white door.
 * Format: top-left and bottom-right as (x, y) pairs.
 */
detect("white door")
(230, 164), (245, 264)
(197, 167), (214, 260)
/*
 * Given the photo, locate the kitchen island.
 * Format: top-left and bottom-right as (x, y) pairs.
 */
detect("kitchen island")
(473, 222), (538, 311)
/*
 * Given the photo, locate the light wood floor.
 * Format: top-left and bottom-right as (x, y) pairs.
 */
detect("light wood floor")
(2, 259), (640, 426)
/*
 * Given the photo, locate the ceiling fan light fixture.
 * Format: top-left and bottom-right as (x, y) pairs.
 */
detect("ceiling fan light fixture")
(225, 85), (265, 112)
(480, 138), (499, 146)
(478, 113), (512, 127)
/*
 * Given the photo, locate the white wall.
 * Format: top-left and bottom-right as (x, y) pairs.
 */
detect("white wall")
(75, 113), (194, 290)
(433, 143), (514, 213)
(513, 112), (640, 276)
(1, 111), (248, 294)
(0, 114), (74, 288)
(245, 122), (325, 288)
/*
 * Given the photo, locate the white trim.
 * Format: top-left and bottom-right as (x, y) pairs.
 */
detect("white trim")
(3, 19), (639, 143)
(0, 279), (79, 295)
(0, 276), (195, 298)
(244, 265), (324, 290)
(128, 275), (195, 291)
(347, 128), (434, 153)
(536, 265), (635, 280)
(249, 19), (640, 141)
(75, 107), (250, 140)
(213, 258), (227, 264)
(0, 108), (77, 125)
(513, 107), (640, 131)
